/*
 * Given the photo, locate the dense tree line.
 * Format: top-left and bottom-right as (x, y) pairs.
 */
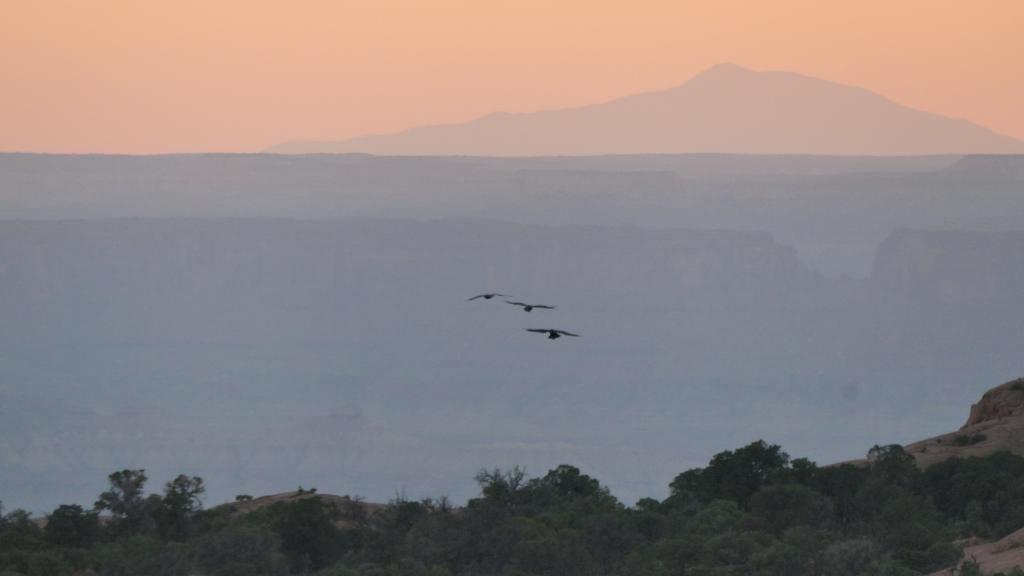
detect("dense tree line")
(2, 442), (1024, 575)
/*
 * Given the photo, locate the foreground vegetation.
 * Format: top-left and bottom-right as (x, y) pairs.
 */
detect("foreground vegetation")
(3, 441), (1024, 575)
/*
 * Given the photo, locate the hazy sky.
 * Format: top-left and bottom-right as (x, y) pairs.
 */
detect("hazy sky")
(2, 0), (1022, 154)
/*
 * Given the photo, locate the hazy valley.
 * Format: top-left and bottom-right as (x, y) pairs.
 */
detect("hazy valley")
(2, 153), (1024, 513)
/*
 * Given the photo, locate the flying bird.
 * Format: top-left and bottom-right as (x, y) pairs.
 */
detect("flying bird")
(526, 329), (580, 340)
(467, 293), (510, 301)
(505, 301), (555, 312)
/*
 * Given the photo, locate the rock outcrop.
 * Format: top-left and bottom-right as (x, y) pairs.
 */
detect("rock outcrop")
(963, 378), (1024, 428)
(905, 377), (1024, 468)
(930, 526), (1024, 576)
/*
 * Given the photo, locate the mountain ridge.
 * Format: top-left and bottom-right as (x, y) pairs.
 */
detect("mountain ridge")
(268, 63), (1024, 156)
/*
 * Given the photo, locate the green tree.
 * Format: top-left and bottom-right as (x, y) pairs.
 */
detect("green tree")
(194, 523), (288, 576)
(867, 444), (918, 487)
(474, 467), (527, 508)
(0, 509), (46, 553)
(816, 538), (883, 576)
(670, 440), (790, 507)
(14, 549), (72, 576)
(44, 504), (99, 548)
(813, 463), (869, 525)
(95, 469), (151, 537)
(274, 497), (342, 573)
(85, 535), (193, 575)
(155, 474), (205, 540)
(749, 484), (834, 534)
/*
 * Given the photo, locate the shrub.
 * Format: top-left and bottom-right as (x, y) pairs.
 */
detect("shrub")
(953, 433), (987, 446)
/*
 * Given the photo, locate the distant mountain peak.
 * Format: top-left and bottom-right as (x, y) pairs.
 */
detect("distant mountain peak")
(268, 64), (1024, 156)
(689, 61), (750, 77)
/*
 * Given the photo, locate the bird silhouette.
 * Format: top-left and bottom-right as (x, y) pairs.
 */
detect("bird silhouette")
(505, 301), (555, 312)
(467, 293), (510, 301)
(526, 329), (580, 340)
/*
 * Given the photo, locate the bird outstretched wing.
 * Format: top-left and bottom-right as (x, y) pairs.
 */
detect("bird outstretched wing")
(532, 304), (555, 310)
(468, 295), (485, 301)
(505, 301), (528, 307)
(468, 293), (509, 301)
(555, 330), (580, 337)
(526, 329), (550, 334)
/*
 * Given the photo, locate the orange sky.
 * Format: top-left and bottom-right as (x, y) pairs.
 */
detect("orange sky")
(2, 0), (1022, 154)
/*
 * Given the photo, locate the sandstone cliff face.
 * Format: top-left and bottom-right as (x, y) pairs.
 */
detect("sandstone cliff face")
(905, 377), (1024, 468)
(945, 155), (1024, 180)
(963, 378), (1024, 428)
(0, 219), (818, 346)
(909, 378), (1024, 575)
(929, 525), (1024, 576)
(872, 230), (1024, 304)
